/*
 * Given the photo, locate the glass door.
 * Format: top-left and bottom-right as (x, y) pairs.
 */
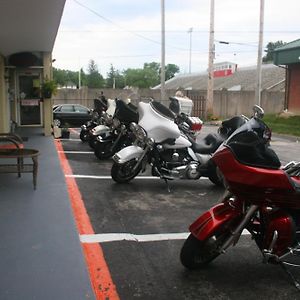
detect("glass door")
(18, 73), (43, 126)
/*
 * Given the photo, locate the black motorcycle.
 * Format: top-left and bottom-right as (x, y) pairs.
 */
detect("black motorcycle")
(93, 100), (139, 160)
(80, 98), (107, 142)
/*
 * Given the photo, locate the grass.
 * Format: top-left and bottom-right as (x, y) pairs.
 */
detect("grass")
(263, 114), (300, 137)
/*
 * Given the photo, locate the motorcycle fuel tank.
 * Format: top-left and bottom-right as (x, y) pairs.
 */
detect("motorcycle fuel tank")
(92, 124), (110, 136)
(163, 134), (192, 149)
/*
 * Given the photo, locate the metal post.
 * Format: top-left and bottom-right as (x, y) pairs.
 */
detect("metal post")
(161, 0), (166, 102)
(206, 0), (215, 118)
(78, 68), (81, 89)
(255, 0), (265, 106)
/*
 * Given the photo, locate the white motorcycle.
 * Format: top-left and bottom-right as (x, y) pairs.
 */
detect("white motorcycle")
(111, 101), (247, 186)
(88, 98), (117, 149)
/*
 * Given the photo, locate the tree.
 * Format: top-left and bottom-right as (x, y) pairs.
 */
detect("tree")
(53, 68), (81, 88)
(123, 68), (147, 88)
(86, 59), (105, 88)
(263, 41), (286, 63)
(106, 64), (125, 88)
(123, 62), (180, 88)
(165, 64), (180, 80)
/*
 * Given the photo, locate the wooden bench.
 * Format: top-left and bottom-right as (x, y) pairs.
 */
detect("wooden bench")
(0, 133), (23, 149)
(0, 135), (39, 190)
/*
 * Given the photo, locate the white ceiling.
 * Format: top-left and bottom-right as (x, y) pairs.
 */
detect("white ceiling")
(0, 0), (66, 57)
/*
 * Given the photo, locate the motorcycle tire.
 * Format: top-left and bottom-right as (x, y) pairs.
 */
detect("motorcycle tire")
(94, 142), (114, 160)
(208, 163), (224, 187)
(180, 228), (230, 270)
(80, 130), (89, 142)
(208, 171), (223, 187)
(88, 137), (98, 149)
(111, 159), (141, 183)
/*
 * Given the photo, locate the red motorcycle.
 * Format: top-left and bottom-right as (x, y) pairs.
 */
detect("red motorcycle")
(180, 105), (300, 289)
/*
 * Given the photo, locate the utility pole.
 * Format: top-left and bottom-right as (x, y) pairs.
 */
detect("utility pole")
(78, 68), (81, 89)
(160, 0), (166, 102)
(206, 0), (215, 118)
(255, 0), (265, 106)
(188, 27), (193, 73)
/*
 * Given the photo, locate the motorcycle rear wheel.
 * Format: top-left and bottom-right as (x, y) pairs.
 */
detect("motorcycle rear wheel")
(94, 142), (114, 160)
(180, 228), (230, 269)
(111, 159), (141, 183)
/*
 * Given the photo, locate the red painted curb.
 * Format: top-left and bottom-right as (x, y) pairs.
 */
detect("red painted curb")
(54, 139), (119, 300)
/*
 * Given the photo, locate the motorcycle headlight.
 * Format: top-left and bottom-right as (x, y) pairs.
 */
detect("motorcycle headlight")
(130, 122), (138, 132)
(132, 124), (147, 141)
(101, 112), (113, 125)
(92, 111), (99, 120)
(146, 137), (154, 146)
(112, 118), (120, 128)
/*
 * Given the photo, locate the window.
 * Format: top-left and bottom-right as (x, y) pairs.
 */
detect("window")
(75, 105), (89, 113)
(60, 105), (74, 112)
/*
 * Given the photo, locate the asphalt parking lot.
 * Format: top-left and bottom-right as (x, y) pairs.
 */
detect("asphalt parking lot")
(60, 126), (300, 300)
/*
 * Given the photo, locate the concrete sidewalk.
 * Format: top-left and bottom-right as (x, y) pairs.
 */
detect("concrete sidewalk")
(0, 128), (95, 300)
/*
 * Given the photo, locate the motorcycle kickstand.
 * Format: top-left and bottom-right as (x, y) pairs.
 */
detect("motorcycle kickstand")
(280, 262), (300, 291)
(163, 178), (171, 193)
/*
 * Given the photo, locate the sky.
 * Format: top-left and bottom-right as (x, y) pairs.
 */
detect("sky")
(52, 0), (300, 77)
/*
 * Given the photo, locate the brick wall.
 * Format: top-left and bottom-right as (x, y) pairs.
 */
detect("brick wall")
(288, 64), (300, 113)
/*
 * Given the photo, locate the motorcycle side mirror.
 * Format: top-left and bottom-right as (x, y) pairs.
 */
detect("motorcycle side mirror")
(253, 105), (264, 119)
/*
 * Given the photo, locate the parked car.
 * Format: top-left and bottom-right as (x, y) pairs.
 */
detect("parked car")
(53, 104), (92, 127)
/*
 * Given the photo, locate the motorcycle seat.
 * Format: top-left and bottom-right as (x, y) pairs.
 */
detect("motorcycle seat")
(283, 162), (300, 192)
(289, 176), (300, 193)
(191, 133), (224, 154)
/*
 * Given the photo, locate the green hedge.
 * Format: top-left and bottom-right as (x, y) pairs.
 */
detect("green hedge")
(263, 114), (300, 137)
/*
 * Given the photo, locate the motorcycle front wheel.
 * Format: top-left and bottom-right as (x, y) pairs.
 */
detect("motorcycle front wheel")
(88, 137), (98, 149)
(111, 159), (141, 183)
(208, 162), (224, 187)
(80, 130), (89, 142)
(94, 141), (114, 160)
(180, 227), (231, 269)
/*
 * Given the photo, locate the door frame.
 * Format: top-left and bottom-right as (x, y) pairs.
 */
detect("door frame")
(17, 71), (43, 126)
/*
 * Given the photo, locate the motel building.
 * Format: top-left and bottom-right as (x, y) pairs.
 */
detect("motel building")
(0, 0), (66, 136)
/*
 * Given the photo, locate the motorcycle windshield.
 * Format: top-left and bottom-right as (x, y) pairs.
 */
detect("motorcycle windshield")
(106, 99), (116, 116)
(114, 100), (139, 124)
(219, 116), (247, 137)
(224, 118), (281, 169)
(138, 101), (180, 143)
(94, 98), (108, 112)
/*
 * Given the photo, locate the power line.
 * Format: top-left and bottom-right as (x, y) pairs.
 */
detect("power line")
(215, 39), (258, 47)
(72, 0), (166, 46)
(59, 29), (300, 34)
(71, 0), (197, 52)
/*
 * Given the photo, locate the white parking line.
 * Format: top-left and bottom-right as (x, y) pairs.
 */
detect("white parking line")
(66, 174), (162, 180)
(80, 230), (250, 243)
(59, 138), (82, 141)
(66, 174), (210, 180)
(58, 151), (94, 154)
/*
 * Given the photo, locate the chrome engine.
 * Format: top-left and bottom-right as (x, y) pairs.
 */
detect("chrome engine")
(158, 149), (202, 180)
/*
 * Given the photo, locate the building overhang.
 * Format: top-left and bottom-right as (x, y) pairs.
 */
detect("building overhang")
(273, 48), (300, 65)
(0, 0), (66, 58)
(273, 39), (300, 66)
